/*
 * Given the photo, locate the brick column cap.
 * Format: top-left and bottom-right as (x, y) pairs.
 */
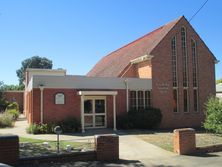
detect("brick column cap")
(0, 134), (19, 140)
(95, 134), (118, 139)
(174, 128), (195, 133)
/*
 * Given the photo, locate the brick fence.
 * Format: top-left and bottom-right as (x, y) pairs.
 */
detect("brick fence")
(174, 128), (222, 155)
(0, 135), (19, 165)
(0, 134), (119, 166)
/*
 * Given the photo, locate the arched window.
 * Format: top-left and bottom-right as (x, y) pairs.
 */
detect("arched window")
(55, 93), (65, 104)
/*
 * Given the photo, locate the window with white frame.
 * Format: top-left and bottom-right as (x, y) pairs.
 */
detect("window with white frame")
(55, 93), (65, 104)
(130, 90), (151, 110)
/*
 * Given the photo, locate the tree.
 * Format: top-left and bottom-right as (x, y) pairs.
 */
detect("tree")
(216, 78), (222, 84)
(16, 56), (53, 85)
(1, 84), (24, 91)
(203, 97), (222, 134)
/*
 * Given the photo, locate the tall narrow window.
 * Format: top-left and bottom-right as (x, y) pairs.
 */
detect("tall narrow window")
(183, 89), (188, 112)
(181, 27), (189, 112)
(193, 89), (198, 112)
(138, 91), (144, 110)
(172, 36), (179, 112)
(192, 39), (199, 112)
(171, 36), (177, 87)
(181, 27), (188, 87)
(145, 91), (151, 108)
(191, 39), (197, 87)
(130, 91), (137, 110)
(173, 89), (178, 113)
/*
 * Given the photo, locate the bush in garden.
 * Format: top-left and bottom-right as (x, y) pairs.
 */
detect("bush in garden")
(58, 117), (81, 133)
(0, 112), (14, 128)
(26, 123), (54, 134)
(6, 109), (19, 120)
(203, 96), (222, 134)
(26, 117), (80, 134)
(6, 102), (19, 111)
(117, 107), (162, 129)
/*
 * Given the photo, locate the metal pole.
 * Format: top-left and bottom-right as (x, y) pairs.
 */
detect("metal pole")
(57, 134), (60, 154)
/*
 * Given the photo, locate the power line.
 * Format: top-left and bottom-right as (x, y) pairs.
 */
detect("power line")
(189, 0), (209, 22)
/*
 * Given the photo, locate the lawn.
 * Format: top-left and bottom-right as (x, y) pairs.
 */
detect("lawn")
(19, 137), (94, 158)
(137, 131), (222, 152)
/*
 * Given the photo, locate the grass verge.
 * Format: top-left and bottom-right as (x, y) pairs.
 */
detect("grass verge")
(136, 131), (222, 152)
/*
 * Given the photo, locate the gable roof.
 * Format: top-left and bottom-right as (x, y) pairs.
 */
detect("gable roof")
(87, 17), (181, 77)
(87, 16), (216, 77)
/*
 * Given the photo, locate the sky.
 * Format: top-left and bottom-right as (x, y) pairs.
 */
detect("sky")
(0, 0), (221, 85)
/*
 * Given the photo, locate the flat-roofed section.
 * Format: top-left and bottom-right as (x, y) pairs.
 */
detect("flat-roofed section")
(30, 75), (152, 90)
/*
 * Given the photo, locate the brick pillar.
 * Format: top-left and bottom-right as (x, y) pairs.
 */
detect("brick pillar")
(174, 128), (196, 155)
(95, 134), (119, 161)
(0, 135), (19, 165)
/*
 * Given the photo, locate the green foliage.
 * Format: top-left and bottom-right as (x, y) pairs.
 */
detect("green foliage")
(58, 117), (81, 133)
(26, 123), (54, 134)
(216, 78), (222, 84)
(203, 97), (222, 134)
(0, 112), (14, 128)
(1, 84), (24, 91)
(26, 117), (80, 134)
(117, 107), (162, 129)
(16, 56), (53, 85)
(6, 109), (19, 120)
(0, 99), (9, 112)
(7, 102), (19, 111)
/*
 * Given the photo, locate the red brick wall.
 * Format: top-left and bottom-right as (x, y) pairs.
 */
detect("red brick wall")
(137, 60), (152, 78)
(3, 91), (24, 111)
(30, 88), (127, 129)
(150, 17), (215, 128)
(0, 135), (19, 165)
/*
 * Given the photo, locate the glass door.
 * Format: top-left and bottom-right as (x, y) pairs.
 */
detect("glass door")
(84, 97), (106, 128)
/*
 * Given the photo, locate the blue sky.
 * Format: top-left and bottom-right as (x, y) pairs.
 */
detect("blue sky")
(0, 0), (221, 85)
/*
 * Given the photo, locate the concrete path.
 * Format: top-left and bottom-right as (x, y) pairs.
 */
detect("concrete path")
(1, 115), (222, 166)
(119, 135), (222, 167)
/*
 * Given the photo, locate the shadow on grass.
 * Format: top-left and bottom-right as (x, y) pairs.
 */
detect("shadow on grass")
(188, 152), (220, 157)
(17, 159), (145, 167)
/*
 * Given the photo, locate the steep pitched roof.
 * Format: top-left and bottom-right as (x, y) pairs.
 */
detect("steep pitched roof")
(87, 16), (182, 77)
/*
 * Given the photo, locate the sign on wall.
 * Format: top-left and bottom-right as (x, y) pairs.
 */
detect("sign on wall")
(55, 93), (65, 104)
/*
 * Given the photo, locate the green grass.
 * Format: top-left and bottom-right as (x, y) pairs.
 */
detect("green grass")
(136, 131), (222, 152)
(19, 137), (94, 158)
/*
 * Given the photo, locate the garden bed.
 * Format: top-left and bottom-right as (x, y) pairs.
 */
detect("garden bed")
(19, 137), (95, 158)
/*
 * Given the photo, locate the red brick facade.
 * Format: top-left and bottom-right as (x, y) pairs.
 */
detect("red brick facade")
(24, 16), (216, 129)
(3, 91), (24, 112)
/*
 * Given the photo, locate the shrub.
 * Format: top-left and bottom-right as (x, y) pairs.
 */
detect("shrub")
(26, 123), (54, 134)
(117, 107), (162, 129)
(6, 102), (19, 111)
(0, 99), (9, 111)
(203, 96), (222, 134)
(6, 109), (19, 120)
(0, 112), (14, 128)
(58, 117), (81, 133)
